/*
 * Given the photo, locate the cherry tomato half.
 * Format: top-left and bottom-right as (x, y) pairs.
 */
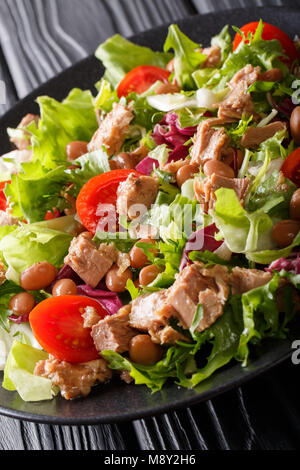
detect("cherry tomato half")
(233, 21), (299, 64)
(76, 169), (141, 234)
(44, 208), (60, 221)
(117, 65), (170, 98)
(281, 148), (300, 186)
(0, 181), (10, 212)
(29, 295), (107, 363)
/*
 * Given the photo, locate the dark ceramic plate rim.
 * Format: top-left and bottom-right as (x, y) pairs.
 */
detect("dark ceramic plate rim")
(0, 6), (299, 425)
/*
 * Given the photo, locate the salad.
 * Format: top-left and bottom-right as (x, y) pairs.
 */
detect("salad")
(1, 19), (300, 402)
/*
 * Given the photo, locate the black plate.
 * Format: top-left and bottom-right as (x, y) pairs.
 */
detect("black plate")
(0, 5), (299, 425)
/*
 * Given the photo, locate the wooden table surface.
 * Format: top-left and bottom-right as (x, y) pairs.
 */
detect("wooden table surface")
(0, 0), (300, 451)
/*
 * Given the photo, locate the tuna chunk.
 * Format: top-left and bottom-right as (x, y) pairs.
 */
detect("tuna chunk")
(82, 306), (101, 329)
(88, 103), (133, 156)
(241, 122), (286, 148)
(194, 174), (250, 209)
(129, 290), (186, 345)
(64, 233), (116, 288)
(34, 357), (112, 400)
(0, 260), (6, 285)
(0, 210), (19, 227)
(130, 290), (168, 332)
(157, 263), (230, 332)
(215, 64), (260, 120)
(190, 121), (230, 166)
(229, 267), (272, 295)
(91, 305), (137, 353)
(201, 45), (221, 68)
(116, 173), (159, 220)
(10, 113), (39, 150)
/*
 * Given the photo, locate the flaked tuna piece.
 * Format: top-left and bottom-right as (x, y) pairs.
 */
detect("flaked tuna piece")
(0, 259), (6, 285)
(119, 369), (133, 384)
(91, 305), (137, 353)
(190, 121), (230, 166)
(130, 290), (168, 332)
(204, 117), (236, 126)
(116, 173), (159, 220)
(129, 290), (186, 345)
(215, 64), (261, 120)
(258, 68), (283, 82)
(34, 357), (112, 400)
(0, 210), (19, 227)
(241, 121), (286, 148)
(229, 267), (272, 295)
(88, 103), (134, 156)
(201, 45), (221, 68)
(157, 263), (230, 332)
(162, 159), (186, 174)
(194, 174), (250, 210)
(82, 306), (101, 329)
(64, 233), (116, 288)
(10, 113), (39, 150)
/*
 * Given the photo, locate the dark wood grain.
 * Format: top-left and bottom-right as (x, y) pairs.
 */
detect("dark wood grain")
(0, 0), (300, 451)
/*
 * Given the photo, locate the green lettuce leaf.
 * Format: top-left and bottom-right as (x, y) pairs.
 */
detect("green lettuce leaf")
(29, 88), (98, 169)
(66, 148), (110, 197)
(211, 188), (273, 254)
(101, 344), (191, 393)
(211, 25), (232, 62)
(2, 340), (54, 401)
(164, 24), (206, 89)
(128, 93), (164, 131)
(188, 302), (243, 387)
(94, 78), (119, 112)
(236, 273), (292, 365)
(247, 230), (300, 264)
(0, 222), (73, 284)
(245, 170), (296, 219)
(5, 161), (69, 222)
(95, 34), (171, 88)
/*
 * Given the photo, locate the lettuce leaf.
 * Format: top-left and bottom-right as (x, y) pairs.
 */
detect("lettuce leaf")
(31, 89), (97, 168)
(66, 148), (110, 197)
(5, 161), (69, 222)
(95, 34), (172, 88)
(247, 230), (300, 264)
(211, 25), (232, 62)
(0, 222), (73, 284)
(29, 88), (97, 169)
(211, 188), (273, 254)
(94, 78), (119, 112)
(0, 320), (42, 370)
(245, 170), (296, 219)
(164, 24), (206, 89)
(188, 302), (243, 387)
(2, 340), (55, 401)
(236, 273), (293, 365)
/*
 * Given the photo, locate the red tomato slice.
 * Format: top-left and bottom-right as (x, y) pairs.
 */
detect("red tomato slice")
(117, 65), (170, 97)
(76, 169), (140, 234)
(233, 21), (299, 64)
(0, 181), (11, 212)
(44, 208), (60, 221)
(29, 296), (108, 363)
(281, 148), (300, 186)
